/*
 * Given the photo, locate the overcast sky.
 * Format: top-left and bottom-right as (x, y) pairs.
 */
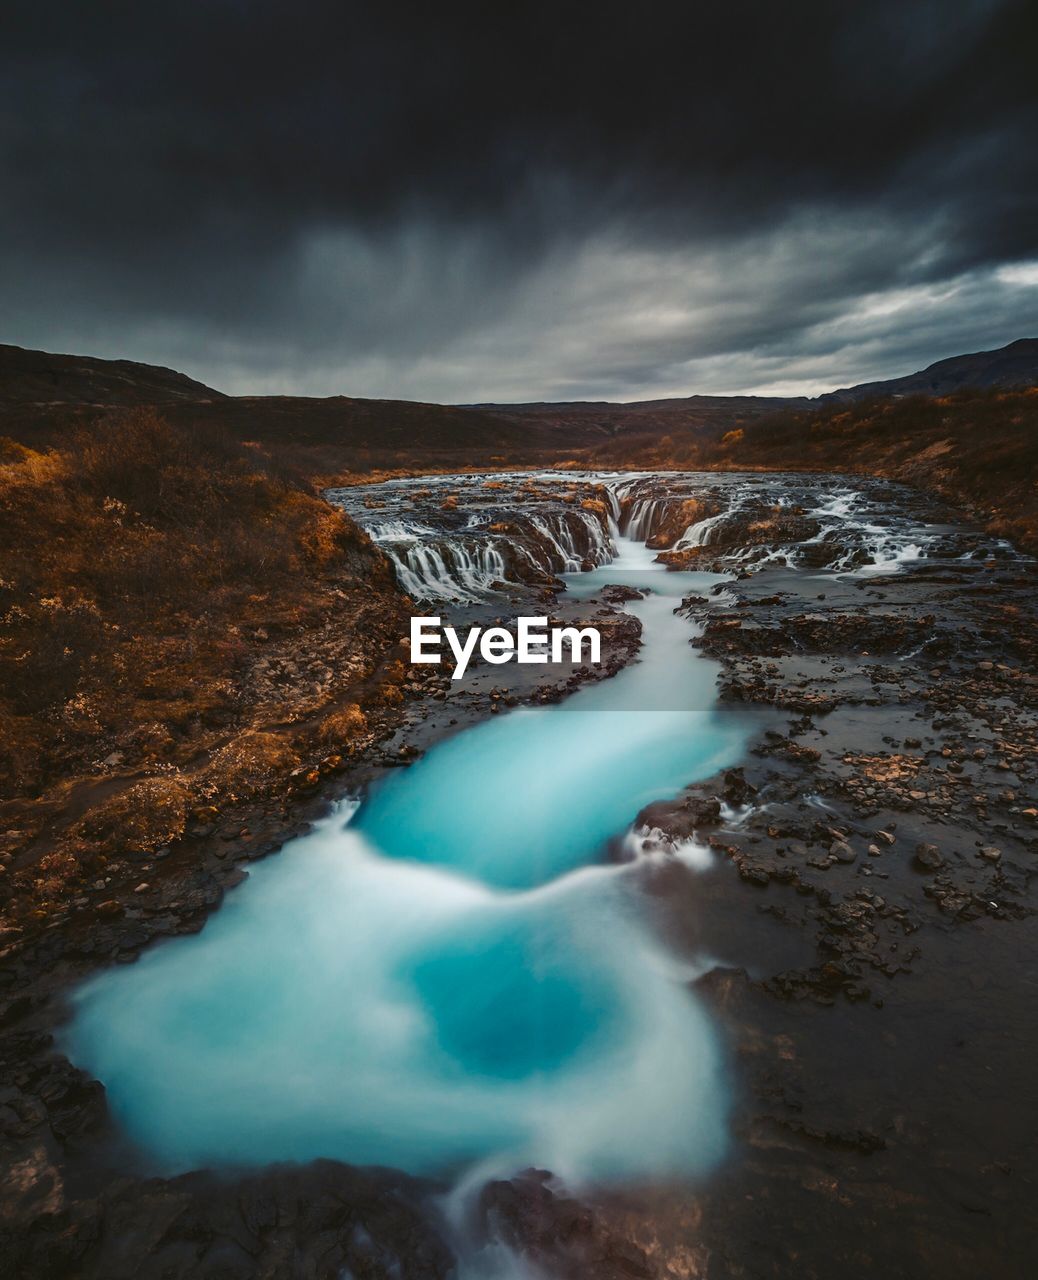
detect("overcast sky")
(3, 1), (1037, 402)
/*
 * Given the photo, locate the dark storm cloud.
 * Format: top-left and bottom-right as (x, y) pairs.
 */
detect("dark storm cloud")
(1, 0), (1036, 399)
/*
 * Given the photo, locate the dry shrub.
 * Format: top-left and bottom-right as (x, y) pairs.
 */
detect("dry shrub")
(79, 776), (191, 853)
(316, 703), (368, 747)
(298, 505), (353, 565)
(33, 850), (81, 902)
(0, 438), (67, 484)
(202, 731), (301, 801)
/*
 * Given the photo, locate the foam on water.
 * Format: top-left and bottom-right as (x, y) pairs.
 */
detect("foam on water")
(69, 819), (727, 1180)
(65, 528), (747, 1190)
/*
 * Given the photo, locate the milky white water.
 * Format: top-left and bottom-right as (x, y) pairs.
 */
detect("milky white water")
(65, 534), (749, 1187)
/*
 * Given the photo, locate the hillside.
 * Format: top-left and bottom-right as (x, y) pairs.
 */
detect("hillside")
(819, 337), (1038, 403)
(3, 338), (1036, 471)
(0, 411), (413, 924)
(463, 394), (806, 451)
(160, 394), (532, 468)
(0, 346), (531, 469)
(0, 343), (225, 407)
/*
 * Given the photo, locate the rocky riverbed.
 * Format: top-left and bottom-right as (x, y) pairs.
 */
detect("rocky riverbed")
(2, 471), (1036, 1278)
(628, 491), (1038, 1278)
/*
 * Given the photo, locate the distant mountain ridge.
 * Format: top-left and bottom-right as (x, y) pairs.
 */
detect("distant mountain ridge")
(818, 337), (1038, 403)
(472, 338), (1038, 413)
(467, 394), (805, 413)
(1, 337), (1035, 418)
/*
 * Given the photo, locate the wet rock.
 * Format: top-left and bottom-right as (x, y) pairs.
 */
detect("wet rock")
(636, 794), (721, 839)
(478, 1170), (655, 1280)
(913, 843), (944, 872)
(722, 768), (756, 806)
(1, 1160), (454, 1280)
(799, 541), (846, 567)
(601, 584), (645, 603)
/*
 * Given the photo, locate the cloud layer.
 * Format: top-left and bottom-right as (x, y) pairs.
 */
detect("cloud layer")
(2, 0), (1036, 400)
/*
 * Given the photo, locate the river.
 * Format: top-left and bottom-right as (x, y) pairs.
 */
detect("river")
(65, 515), (749, 1188)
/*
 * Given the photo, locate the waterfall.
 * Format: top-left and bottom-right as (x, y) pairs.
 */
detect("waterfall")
(329, 467), (1003, 610)
(526, 513), (584, 572)
(674, 510), (729, 549)
(624, 497), (666, 542)
(602, 485), (622, 524)
(578, 508), (615, 565)
(367, 518), (439, 540)
(356, 502), (615, 600)
(605, 478), (679, 544)
(378, 537), (508, 601)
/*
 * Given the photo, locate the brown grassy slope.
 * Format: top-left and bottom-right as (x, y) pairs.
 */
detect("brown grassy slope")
(579, 388), (1038, 553)
(0, 411), (410, 922)
(4, 391), (536, 475)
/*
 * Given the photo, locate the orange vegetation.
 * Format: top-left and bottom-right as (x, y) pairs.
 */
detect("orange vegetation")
(0, 410), (408, 922)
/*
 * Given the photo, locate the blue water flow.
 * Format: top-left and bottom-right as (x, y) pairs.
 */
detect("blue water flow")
(65, 535), (749, 1184)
